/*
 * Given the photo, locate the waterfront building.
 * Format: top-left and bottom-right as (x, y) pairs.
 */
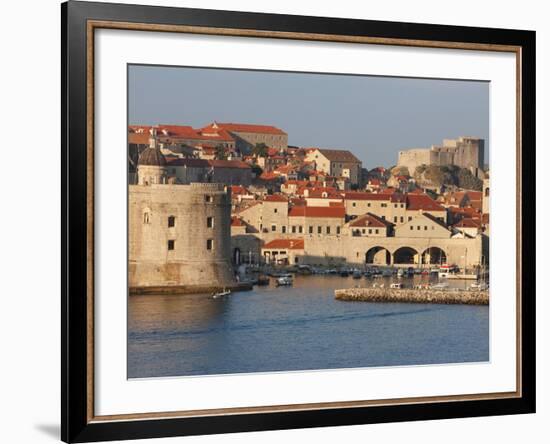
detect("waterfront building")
(262, 238), (305, 265)
(287, 205), (346, 237)
(129, 131), (235, 290)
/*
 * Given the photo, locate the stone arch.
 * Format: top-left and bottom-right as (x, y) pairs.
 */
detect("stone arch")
(365, 246), (391, 265)
(421, 246), (447, 265)
(393, 246), (419, 265)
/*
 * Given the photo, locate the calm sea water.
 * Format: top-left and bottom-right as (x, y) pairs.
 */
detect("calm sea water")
(128, 275), (489, 378)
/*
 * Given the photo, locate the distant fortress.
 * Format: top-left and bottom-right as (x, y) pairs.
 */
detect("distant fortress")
(397, 137), (485, 177)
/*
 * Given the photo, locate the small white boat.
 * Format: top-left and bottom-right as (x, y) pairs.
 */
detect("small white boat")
(390, 283), (403, 289)
(430, 282), (449, 290)
(276, 276), (293, 286)
(438, 264), (451, 278)
(212, 288), (231, 299)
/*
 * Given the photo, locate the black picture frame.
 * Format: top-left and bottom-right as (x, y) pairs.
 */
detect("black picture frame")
(62, 1), (536, 442)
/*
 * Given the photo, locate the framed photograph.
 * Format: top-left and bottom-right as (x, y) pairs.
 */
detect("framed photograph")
(62, 1), (535, 442)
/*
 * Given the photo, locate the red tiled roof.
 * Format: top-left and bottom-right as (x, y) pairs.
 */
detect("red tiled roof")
(208, 122), (287, 135)
(259, 172), (280, 181)
(208, 160), (251, 169)
(406, 194), (446, 212)
(263, 194), (288, 202)
(128, 132), (150, 145)
(230, 185), (250, 195)
(263, 238), (304, 250)
(130, 124), (235, 142)
(349, 213), (393, 228)
(454, 218), (481, 228)
(231, 216), (245, 227)
(343, 192), (390, 201)
(288, 206), (345, 218)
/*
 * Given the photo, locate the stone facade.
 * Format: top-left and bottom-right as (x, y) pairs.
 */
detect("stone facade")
(129, 183), (235, 289)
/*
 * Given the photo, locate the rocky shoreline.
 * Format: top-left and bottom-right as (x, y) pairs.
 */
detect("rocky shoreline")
(335, 287), (489, 305)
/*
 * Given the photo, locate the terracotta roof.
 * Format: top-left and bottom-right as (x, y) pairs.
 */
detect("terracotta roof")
(454, 218), (481, 228)
(208, 122), (287, 135)
(230, 185), (250, 195)
(263, 238), (304, 250)
(263, 194), (288, 202)
(128, 132), (150, 145)
(259, 172), (280, 181)
(231, 216), (245, 227)
(207, 160), (251, 169)
(288, 206), (345, 218)
(349, 213), (393, 228)
(406, 194), (446, 212)
(315, 149), (361, 163)
(130, 124), (235, 142)
(343, 192), (390, 201)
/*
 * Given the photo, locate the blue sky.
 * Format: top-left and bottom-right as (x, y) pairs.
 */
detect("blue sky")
(129, 65), (489, 169)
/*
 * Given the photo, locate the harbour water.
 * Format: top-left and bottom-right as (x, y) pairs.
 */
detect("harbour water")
(128, 274), (489, 379)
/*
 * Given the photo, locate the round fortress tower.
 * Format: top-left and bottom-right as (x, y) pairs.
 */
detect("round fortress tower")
(129, 182), (235, 291)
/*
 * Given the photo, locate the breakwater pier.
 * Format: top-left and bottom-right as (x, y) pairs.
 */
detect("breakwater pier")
(335, 287), (489, 305)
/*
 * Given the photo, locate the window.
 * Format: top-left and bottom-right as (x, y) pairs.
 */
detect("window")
(401, 204), (405, 208)
(206, 239), (213, 250)
(336, 226), (341, 235)
(318, 226), (322, 234)
(367, 203), (371, 207)
(362, 229), (366, 234)
(309, 226), (313, 234)
(206, 217), (214, 228)
(393, 216), (397, 223)
(326, 226), (331, 234)
(167, 240), (175, 250)
(381, 216), (386, 220)
(292, 226), (296, 233)
(143, 212), (150, 224)
(352, 202), (356, 207)
(205, 195), (213, 203)
(381, 203), (387, 208)
(408, 216), (412, 221)
(282, 226), (286, 234)
(417, 226), (421, 230)
(424, 226), (428, 231)
(368, 229), (372, 234)
(394, 204), (397, 208)
(375, 229), (379, 234)
(274, 208), (278, 213)
(271, 225), (276, 232)
(400, 217), (404, 223)
(410, 226), (414, 230)
(168, 216), (175, 227)
(299, 226), (303, 234)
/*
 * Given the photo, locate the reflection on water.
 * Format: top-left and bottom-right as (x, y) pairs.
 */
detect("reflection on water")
(128, 275), (489, 378)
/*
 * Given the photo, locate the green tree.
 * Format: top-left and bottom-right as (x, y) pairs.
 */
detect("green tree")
(252, 142), (269, 158)
(251, 164), (263, 177)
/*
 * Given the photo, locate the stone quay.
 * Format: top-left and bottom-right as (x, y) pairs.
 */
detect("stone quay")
(334, 287), (489, 305)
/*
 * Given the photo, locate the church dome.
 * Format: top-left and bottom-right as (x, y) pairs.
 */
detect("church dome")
(138, 147), (166, 167)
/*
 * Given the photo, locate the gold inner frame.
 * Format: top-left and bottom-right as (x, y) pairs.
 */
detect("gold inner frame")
(86, 19), (523, 423)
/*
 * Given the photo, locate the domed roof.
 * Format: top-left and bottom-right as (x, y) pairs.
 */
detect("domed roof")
(138, 147), (166, 167)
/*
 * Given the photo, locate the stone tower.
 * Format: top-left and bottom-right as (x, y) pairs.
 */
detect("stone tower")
(137, 127), (167, 185)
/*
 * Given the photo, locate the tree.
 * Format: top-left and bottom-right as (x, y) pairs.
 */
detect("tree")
(252, 142), (268, 158)
(251, 164), (263, 177)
